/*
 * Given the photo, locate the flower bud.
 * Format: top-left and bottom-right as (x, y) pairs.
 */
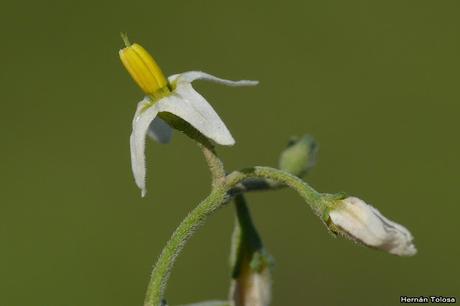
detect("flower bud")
(229, 196), (272, 306)
(119, 36), (169, 97)
(278, 135), (318, 177)
(230, 253), (272, 306)
(328, 196), (417, 256)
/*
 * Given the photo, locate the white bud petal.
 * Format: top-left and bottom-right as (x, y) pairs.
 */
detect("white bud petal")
(230, 264), (271, 306)
(329, 197), (417, 256)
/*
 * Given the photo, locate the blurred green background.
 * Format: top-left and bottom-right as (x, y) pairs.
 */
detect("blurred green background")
(1, 0), (459, 305)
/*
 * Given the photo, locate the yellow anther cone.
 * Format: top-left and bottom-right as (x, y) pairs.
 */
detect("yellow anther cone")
(119, 37), (168, 96)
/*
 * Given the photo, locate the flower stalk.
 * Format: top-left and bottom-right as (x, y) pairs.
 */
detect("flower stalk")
(229, 195), (272, 306)
(144, 187), (227, 306)
(143, 147), (330, 306)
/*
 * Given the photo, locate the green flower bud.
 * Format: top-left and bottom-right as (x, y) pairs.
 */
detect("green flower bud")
(278, 134), (318, 177)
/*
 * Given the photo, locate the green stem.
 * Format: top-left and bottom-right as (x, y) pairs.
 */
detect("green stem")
(157, 114), (226, 186)
(144, 187), (227, 306)
(226, 166), (325, 216)
(144, 166), (327, 306)
(145, 143), (225, 306)
(199, 143), (226, 187)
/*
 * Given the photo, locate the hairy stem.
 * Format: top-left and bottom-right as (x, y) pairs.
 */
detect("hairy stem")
(224, 178), (282, 203)
(199, 143), (226, 187)
(226, 167), (325, 216)
(144, 187), (227, 306)
(145, 166), (326, 306)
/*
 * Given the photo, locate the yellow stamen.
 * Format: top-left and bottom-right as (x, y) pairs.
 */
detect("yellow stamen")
(119, 36), (169, 97)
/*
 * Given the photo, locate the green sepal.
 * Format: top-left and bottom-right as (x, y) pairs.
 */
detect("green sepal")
(230, 195), (273, 278)
(250, 249), (274, 273)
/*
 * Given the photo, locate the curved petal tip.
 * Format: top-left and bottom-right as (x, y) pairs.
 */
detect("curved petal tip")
(171, 71), (259, 87)
(216, 134), (235, 146)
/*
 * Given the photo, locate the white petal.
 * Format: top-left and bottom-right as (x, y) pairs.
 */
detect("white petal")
(156, 83), (235, 145)
(147, 117), (173, 144)
(329, 197), (417, 256)
(367, 205), (417, 256)
(130, 98), (159, 197)
(169, 71), (259, 87)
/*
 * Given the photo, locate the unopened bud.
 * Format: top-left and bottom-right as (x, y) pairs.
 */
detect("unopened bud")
(327, 196), (417, 256)
(229, 196), (273, 306)
(278, 135), (318, 177)
(230, 253), (272, 306)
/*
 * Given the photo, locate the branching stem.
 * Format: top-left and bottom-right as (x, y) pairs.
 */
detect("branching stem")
(144, 151), (327, 306)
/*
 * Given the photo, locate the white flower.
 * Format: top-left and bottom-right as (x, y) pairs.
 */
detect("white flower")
(131, 72), (257, 196)
(328, 196), (417, 256)
(119, 39), (257, 196)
